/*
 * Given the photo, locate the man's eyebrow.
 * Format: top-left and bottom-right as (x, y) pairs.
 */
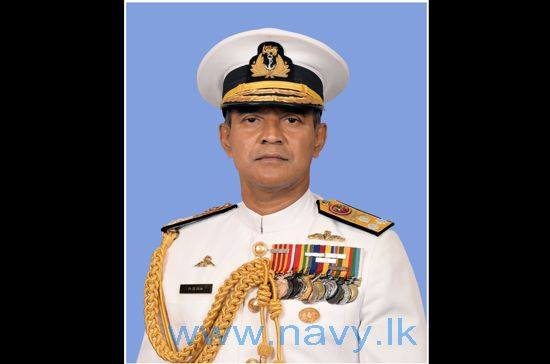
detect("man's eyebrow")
(233, 107), (261, 114)
(281, 111), (307, 116)
(237, 111), (261, 115)
(236, 108), (309, 115)
(281, 108), (310, 116)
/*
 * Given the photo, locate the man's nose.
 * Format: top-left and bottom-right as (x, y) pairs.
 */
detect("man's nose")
(260, 117), (283, 144)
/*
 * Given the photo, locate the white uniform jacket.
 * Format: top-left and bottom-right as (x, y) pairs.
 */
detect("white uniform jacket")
(137, 190), (426, 363)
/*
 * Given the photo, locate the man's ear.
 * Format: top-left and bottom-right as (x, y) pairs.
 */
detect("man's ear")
(313, 122), (327, 158)
(219, 123), (233, 157)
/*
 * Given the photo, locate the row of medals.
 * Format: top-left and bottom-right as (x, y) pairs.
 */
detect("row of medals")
(274, 273), (360, 305)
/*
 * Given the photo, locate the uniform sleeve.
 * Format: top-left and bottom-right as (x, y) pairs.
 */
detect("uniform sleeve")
(358, 230), (426, 363)
(136, 332), (167, 363)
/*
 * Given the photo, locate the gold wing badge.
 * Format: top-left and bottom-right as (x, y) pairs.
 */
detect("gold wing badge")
(308, 230), (346, 242)
(250, 44), (290, 79)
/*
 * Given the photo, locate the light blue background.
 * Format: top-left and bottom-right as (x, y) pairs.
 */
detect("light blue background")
(127, 2), (426, 361)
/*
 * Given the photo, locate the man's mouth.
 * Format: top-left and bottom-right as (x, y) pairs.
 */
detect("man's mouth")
(255, 154), (289, 161)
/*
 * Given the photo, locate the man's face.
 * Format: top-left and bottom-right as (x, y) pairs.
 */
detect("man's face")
(219, 106), (327, 190)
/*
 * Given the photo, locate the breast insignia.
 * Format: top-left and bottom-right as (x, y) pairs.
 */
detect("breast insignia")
(270, 243), (362, 305)
(307, 230), (346, 242)
(195, 255), (215, 267)
(161, 202), (237, 232)
(316, 199), (394, 236)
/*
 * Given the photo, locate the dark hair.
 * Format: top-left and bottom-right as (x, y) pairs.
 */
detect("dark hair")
(223, 105), (322, 128)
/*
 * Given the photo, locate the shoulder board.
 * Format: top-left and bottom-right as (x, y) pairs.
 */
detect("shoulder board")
(161, 203), (237, 232)
(316, 199), (394, 236)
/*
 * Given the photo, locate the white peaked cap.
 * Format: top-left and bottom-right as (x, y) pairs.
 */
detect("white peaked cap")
(197, 28), (349, 109)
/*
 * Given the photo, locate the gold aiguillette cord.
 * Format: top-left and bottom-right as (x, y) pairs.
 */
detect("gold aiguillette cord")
(144, 231), (285, 363)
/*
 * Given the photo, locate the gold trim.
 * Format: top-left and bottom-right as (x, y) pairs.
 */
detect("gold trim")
(145, 231), (286, 362)
(318, 199), (393, 234)
(238, 88), (308, 97)
(222, 81), (323, 106)
(223, 94), (321, 105)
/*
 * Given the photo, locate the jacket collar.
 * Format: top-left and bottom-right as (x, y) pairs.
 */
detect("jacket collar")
(237, 189), (319, 233)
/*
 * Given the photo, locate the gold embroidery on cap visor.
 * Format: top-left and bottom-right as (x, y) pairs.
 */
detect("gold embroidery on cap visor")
(221, 81), (323, 107)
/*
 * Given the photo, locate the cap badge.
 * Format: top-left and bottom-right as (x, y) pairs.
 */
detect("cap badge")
(250, 42), (291, 79)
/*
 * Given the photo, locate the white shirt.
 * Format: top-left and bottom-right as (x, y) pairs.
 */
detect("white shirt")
(137, 190), (426, 363)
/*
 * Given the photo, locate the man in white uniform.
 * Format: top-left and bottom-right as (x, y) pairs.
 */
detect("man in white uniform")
(137, 28), (426, 363)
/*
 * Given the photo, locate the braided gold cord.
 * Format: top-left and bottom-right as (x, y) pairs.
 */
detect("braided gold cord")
(144, 230), (284, 363)
(222, 81), (324, 106)
(236, 88), (307, 98)
(222, 94), (321, 106)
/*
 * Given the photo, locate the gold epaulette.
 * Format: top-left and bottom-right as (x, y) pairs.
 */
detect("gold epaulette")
(161, 203), (237, 232)
(316, 199), (394, 236)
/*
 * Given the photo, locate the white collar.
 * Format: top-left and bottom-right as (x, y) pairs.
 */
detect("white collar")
(236, 189), (319, 233)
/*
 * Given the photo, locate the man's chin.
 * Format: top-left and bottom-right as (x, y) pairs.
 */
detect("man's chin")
(250, 175), (295, 190)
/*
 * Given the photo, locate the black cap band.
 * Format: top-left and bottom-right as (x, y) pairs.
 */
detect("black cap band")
(222, 63), (323, 100)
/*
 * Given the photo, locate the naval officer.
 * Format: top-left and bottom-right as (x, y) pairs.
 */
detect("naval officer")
(137, 28), (426, 363)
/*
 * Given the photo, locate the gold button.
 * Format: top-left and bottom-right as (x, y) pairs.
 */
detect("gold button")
(248, 298), (260, 313)
(298, 307), (320, 323)
(253, 241), (268, 257)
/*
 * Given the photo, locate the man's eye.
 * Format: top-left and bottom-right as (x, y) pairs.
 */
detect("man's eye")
(286, 117), (301, 124)
(244, 117), (257, 123)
